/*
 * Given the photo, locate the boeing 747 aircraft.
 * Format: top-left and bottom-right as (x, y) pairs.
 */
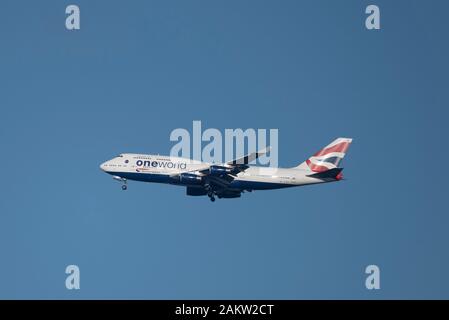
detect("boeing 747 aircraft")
(100, 138), (352, 201)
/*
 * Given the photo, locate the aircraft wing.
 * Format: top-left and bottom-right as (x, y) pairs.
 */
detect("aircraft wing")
(171, 146), (270, 177)
(171, 147), (270, 196)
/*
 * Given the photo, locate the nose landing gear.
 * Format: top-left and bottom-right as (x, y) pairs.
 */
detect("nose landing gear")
(112, 176), (127, 191)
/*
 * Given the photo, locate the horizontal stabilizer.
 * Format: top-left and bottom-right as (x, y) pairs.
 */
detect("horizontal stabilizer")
(307, 168), (343, 180)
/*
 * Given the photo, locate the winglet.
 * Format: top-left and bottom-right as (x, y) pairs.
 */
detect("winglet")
(227, 146), (271, 165)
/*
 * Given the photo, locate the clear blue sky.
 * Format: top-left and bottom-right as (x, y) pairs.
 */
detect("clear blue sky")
(1, 0), (448, 299)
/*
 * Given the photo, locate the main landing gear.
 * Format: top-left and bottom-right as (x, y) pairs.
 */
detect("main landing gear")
(205, 184), (216, 202)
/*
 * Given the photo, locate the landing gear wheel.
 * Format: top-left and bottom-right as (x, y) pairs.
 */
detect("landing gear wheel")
(210, 196), (215, 202)
(122, 185), (127, 190)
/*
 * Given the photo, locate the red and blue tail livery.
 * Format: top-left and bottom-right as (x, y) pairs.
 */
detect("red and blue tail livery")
(296, 138), (352, 173)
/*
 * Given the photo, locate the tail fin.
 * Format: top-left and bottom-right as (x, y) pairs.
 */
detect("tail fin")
(295, 138), (353, 173)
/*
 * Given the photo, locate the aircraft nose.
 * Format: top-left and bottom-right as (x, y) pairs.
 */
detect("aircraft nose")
(100, 162), (107, 171)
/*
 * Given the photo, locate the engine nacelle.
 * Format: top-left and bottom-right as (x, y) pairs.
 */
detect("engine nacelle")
(178, 173), (203, 185)
(218, 191), (241, 199)
(209, 165), (235, 176)
(186, 186), (208, 196)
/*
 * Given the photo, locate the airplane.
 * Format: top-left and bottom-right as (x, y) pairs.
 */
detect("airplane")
(100, 138), (352, 202)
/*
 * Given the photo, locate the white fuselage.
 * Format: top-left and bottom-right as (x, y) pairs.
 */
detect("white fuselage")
(100, 153), (334, 191)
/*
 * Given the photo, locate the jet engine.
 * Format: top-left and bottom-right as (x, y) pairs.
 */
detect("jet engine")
(178, 173), (203, 185)
(209, 165), (236, 176)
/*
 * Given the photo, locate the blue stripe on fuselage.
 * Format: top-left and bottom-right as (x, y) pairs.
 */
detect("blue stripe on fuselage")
(106, 171), (295, 190)
(106, 171), (171, 183)
(229, 180), (295, 190)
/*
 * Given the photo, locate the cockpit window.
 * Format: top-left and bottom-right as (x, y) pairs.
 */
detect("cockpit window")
(116, 154), (123, 158)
